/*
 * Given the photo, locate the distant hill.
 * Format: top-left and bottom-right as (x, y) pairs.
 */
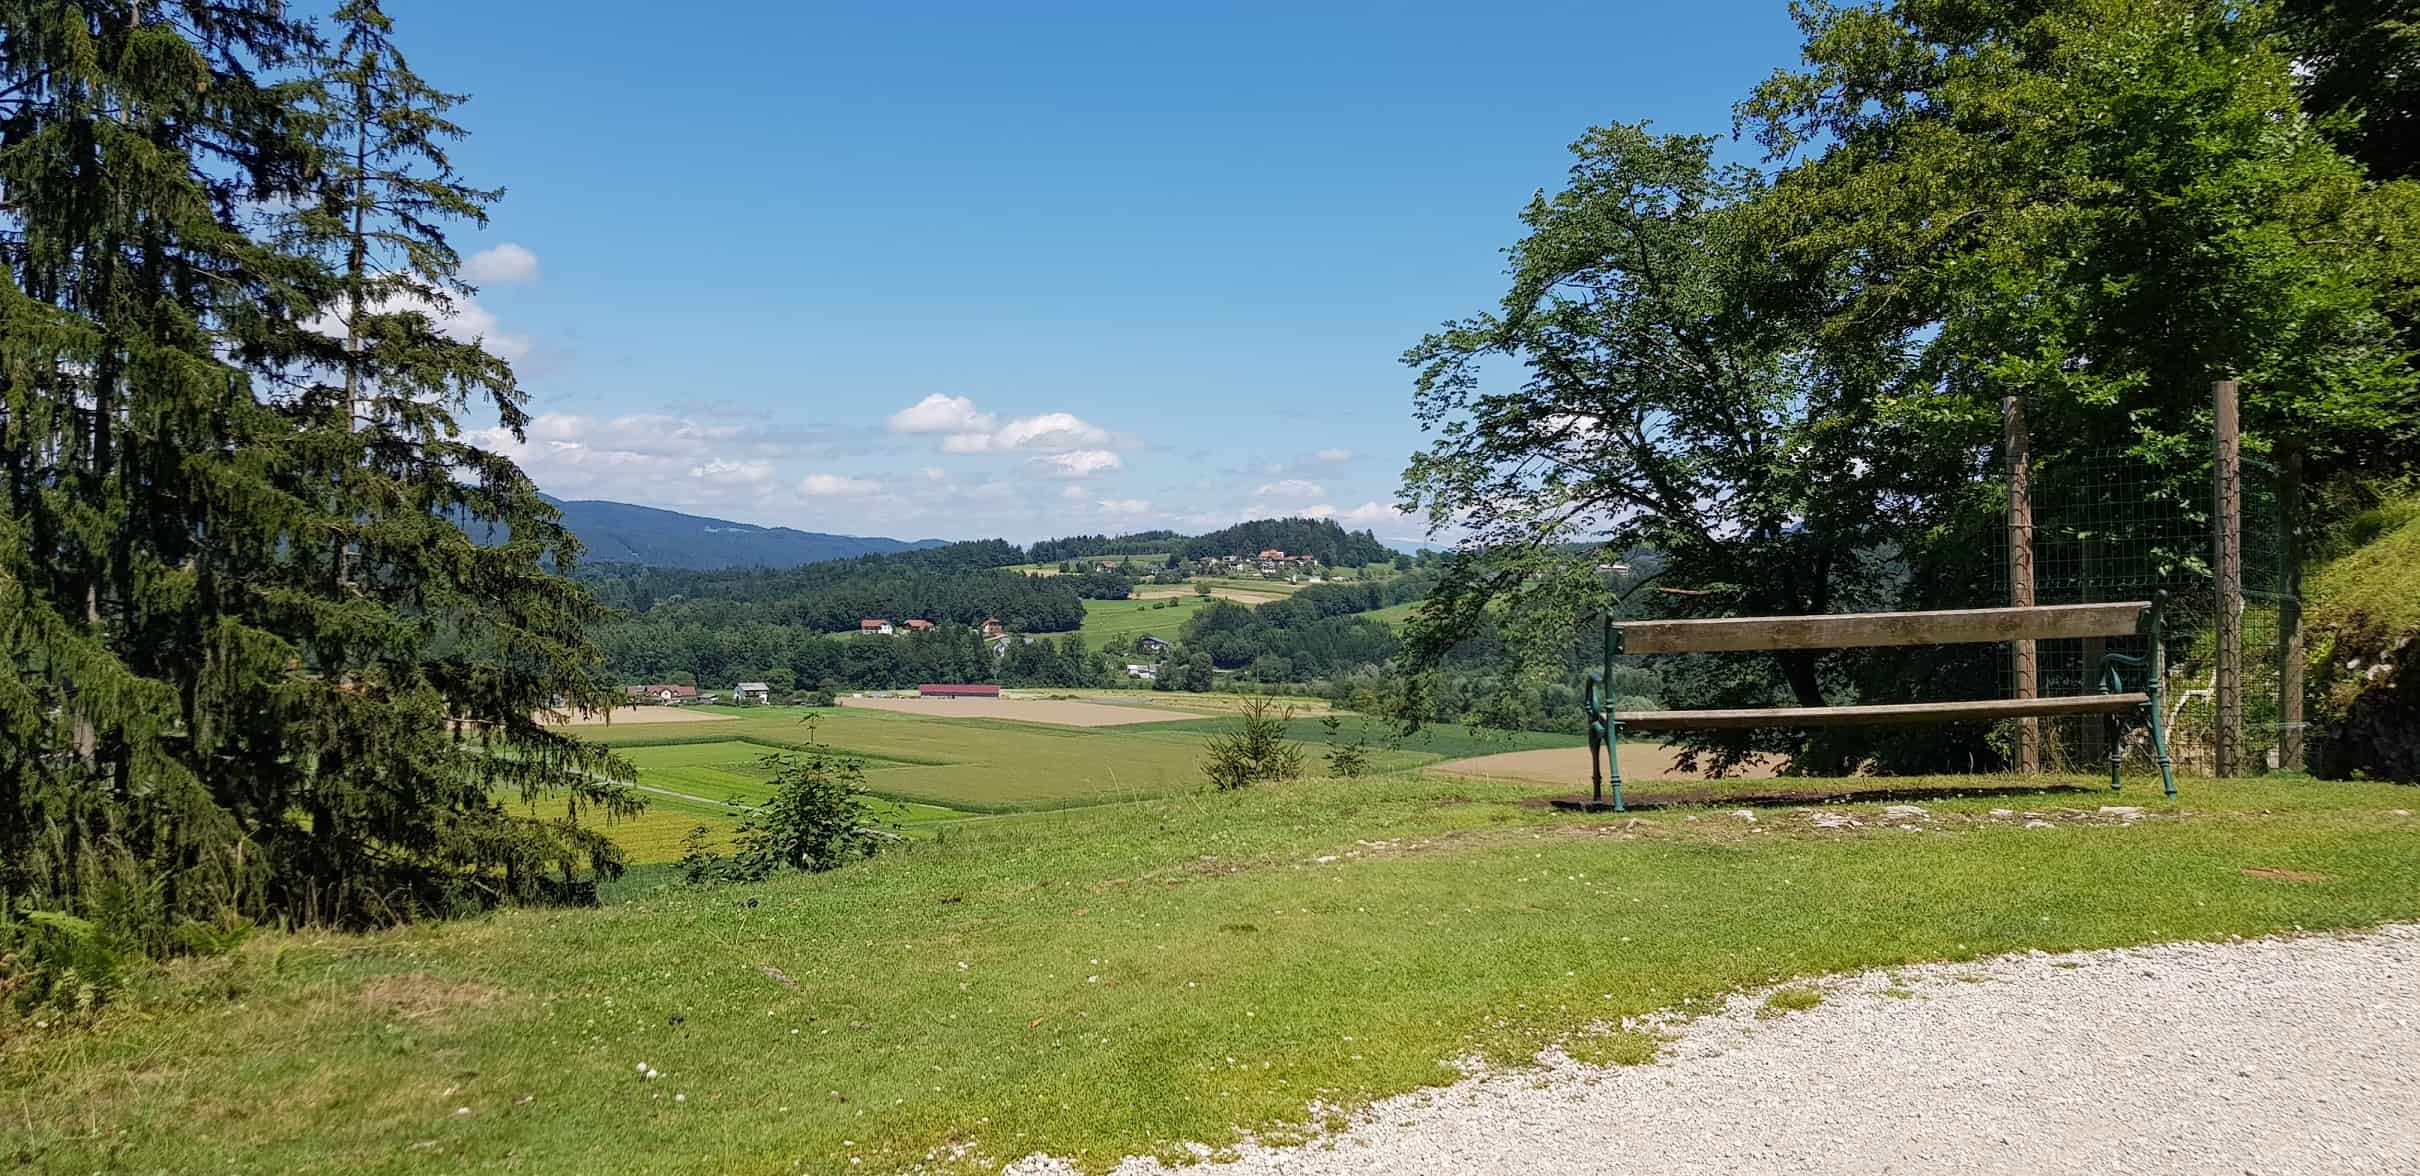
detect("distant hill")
(1179, 517), (1394, 567)
(541, 496), (943, 570)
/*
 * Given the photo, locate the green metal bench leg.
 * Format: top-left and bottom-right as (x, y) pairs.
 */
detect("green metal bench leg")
(1605, 712), (1625, 812)
(1583, 671), (1624, 812)
(2144, 671), (2177, 799)
(1603, 616), (1624, 812)
(1586, 672), (1607, 807)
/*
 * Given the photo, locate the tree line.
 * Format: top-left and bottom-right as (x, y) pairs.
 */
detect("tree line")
(1397, 0), (2420, 773)
(1178, 518), (1395, 566)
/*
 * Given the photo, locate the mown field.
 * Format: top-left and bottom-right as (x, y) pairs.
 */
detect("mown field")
(1076, 595), (1212, 650)
(561, 706), (1580, 862)
(14, 772), (2416, 1173)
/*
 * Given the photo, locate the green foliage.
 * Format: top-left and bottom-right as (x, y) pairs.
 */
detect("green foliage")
(0, 911), (127, 1015)
(1319, 714), (1372, 777)
(1201, 697), (1304, 790)
(1399, 125), (1930, 767)
(0, 2), (636, 942)
(1179, 517), (1392, 565)
(680, 752), (889, 883)
(1742, 0), (2420, 486)
(1401, 1), (2420, 771)
(2278, 0), (2420, 182)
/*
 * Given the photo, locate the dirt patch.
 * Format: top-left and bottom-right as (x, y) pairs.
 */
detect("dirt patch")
(358, 973), (499, 1020)
(1133, 587), (1287, 604)
(1432, 744), (1782, 784)
(539, 705), (733, 727)
(841, 695), (1199, 727)
(2241, 867), (2334, 883)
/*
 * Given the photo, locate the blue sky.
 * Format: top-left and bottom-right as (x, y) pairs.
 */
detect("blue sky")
(408, 1), (1804, 543)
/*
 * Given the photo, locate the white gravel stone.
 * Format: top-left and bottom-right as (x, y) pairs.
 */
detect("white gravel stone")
(1011, 925), (2420, 1176)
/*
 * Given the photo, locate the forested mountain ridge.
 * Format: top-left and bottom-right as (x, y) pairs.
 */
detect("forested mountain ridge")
(540, 496), (944, 569)
(579, 539), (1104, 633)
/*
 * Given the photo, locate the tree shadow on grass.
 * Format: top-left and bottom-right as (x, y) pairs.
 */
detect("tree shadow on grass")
(1534, 782), (2108, 812)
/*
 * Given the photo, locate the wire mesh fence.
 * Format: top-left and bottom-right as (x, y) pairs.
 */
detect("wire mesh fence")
(2000, 447), (2298, 775)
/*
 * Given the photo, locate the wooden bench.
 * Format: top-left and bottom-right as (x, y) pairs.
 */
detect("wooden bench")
(1574, 599), (2177, 811)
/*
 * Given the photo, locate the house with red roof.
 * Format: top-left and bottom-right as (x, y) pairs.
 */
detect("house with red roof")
(917, 683), (1001, 699)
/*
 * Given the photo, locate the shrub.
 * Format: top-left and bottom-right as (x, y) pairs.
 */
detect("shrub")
(1202, 697), (1305, 790)
(0, 911), (129, 1015)
(680, 751), (892, 884)
(1320, 713), (1372, 777)
(799, 690), (837, 708)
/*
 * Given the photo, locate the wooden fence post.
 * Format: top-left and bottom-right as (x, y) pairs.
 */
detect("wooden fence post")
(2213, 379), (2244, 778)
(2004, 396), (2039, 772)
(2279, 445), (2304, 771)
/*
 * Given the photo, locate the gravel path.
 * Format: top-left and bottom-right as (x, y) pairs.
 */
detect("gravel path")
(1014, 924), (2420, 1175)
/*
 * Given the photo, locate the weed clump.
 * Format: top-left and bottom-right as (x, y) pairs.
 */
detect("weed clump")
(1760, 986), (1825, 1017)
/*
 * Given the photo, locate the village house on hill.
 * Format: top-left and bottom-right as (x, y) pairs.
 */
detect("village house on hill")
(981, 617), (1006, 638)
(903, 619), (935, 632)
(733, 681), (772, 705)
(1254, 548), (1320, 575)
(623, 683), (698, 705)
(859, 618), (893, 635)
(1137, 634), (1172, 654)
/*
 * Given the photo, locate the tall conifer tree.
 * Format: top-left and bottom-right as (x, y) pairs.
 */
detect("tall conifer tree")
(2, 2), (638, 934)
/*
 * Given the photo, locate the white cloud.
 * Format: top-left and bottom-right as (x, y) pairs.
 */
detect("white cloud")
(690, 458), (773, 483)
(1097, 498), (1153, 516)
(888, 394), (996, 436)
(889, 395), (1119, 457)
(309, 290), (533, 363)
(993, 412), (1110, 452)
(1037, 449), (1122, 478)
(1331, 500), (1408, 526)
(1254, 478), (1325, 499)
(463, 243), (540, 285)
(465, 411), (839, 510)
(1060, 485), (1088, 500)
(922, 466), (948, 481)
(798, 472), (881, 497)
(1315, 448), (1355, 462)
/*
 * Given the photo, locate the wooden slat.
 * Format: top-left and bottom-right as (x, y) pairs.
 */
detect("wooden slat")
(1617, 602), (2149, 655)
(1617, 693), (2149, 731)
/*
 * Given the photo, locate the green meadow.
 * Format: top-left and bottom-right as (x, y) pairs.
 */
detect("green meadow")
(15, 772), (2417, 1173)
(558, 706), (1584, 863)
(1076, 596), (1210, 650)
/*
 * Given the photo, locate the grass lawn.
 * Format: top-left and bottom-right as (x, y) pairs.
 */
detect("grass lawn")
(1077, 595), (1211, 651)
(584, 707), (1216, 814)
(10, 772), (2414, 1173)
(1358, 599), (1421, 630)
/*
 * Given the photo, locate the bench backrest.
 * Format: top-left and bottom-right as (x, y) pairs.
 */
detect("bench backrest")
(1612, 602), (2151, 655)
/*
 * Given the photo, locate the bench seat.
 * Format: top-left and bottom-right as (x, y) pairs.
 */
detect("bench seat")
(1617, 693), (2151, 731)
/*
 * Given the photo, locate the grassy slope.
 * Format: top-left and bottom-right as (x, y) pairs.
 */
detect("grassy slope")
(12, 773), (2415, 1173)
(1357, 599), (1420, 630)
(2310, 495), (2420, 651)
(1078, 596), (1211, 651)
